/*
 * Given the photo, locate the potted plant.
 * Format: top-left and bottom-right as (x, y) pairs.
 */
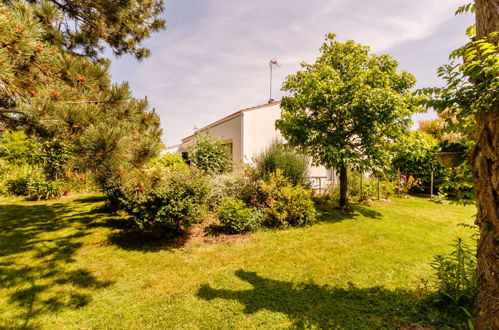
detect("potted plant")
(435, 141), (467, 168)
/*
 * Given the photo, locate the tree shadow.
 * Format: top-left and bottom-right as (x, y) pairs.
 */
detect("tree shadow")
(0, 200), (113, 328)
(316, 201), (383, 223)
(197, 269), (429, 329)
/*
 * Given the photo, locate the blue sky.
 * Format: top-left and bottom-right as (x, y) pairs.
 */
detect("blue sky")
(108, 0), (473, 146)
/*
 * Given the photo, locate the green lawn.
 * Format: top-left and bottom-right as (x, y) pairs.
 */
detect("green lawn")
(0, 194), (475, 329)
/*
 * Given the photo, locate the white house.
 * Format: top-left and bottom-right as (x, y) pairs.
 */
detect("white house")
(177, 100), (337, 188)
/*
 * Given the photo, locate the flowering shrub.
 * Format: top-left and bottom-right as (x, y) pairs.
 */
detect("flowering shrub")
(216, 197), (263, 233)
(119, 165), (209, 236)
(259, 170), (316, 227)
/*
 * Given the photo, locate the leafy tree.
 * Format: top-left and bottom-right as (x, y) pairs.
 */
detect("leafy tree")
(6, 0), (166, 60)
(419, 2), (498, 327)
(276, 34), (420, 207)
(187, 133), (232, 175)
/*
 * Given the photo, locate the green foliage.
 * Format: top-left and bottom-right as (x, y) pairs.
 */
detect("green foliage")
(254, 142), (310, 186)
(259, 170), (316, 227)
(35, 138), (71, 179)
(6, 175), (63, 200)
(423, 229), (477, 326)
(119, 166), (210, 237)
(216, 197), (263, 234)
(188, 133), (232, 175)
(417, 31), (498, 145)
(151, 153), (188, 169)
(207, 173), (241, 210)
(391, 131), (447, 193)
(0, 130), (37, 165)
(277, 34), (421, 175)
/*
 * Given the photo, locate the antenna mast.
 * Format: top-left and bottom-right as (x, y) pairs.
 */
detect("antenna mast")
(269, 59), (279, 103)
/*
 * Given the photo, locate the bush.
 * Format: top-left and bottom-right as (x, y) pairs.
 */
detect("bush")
(6, 175), (63, 200)
(207, 173), (241, 210)
(26, 179), (63, 200)
(120, 166), (210, 237)
(0, 130), (37, 165)
(259, 170), (316, 227)
(216, 197), (262, 233)
(254, 142), (310, 186)
(6, 177), (30, 196)
(187, 133), (232, 175)
(151, 153), (187, 169)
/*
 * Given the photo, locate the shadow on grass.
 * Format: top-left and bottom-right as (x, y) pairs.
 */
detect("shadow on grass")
(197, 269), (436, 329)
(0, 199), (113, 328)
(106, 229), (190, 251)
(315, 200), (383, 223)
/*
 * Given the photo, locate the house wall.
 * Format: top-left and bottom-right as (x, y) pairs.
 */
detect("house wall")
(242, 103), (282, 163)
(242, 104), (330, 182)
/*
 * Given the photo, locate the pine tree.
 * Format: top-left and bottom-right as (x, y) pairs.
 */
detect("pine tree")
(0, 2), (162, 187)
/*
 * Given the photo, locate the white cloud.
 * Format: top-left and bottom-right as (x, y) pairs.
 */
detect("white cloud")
(109, 0), (473, 145)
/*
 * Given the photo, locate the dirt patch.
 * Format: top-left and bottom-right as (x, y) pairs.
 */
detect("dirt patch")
(185, 218), (252, 246)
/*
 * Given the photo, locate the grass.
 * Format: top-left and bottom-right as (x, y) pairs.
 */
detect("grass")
(0, 194), (475, 329)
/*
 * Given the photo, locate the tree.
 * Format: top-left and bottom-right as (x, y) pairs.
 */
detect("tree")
(5, 0), (166, 60)
(0, 3), (163, 191)
(276, 34), (420, 207)
(420, 2), (498, 327)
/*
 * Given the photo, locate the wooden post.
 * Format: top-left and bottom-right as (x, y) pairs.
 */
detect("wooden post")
(397, 168), (401, 198)
(377, 176), (380, 200)
(430, 170), (434, 199)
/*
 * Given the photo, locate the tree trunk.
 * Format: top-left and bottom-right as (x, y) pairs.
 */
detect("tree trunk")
(472, 112), (499, 329)
(339, 166), (349, 207)
(473, 1), (499, 328)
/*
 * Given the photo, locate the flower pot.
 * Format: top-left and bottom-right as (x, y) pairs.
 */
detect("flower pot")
(435, 152), (466, 168)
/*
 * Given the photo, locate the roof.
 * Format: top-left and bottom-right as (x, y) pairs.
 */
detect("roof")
(181, 100), (281, 143)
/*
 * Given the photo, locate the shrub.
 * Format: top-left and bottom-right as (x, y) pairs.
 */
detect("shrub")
(120, 166), (210, 237)
(26, 179), (63, 200)
(254, 142), (310, 186)
(6, 175), (63, 200)
(187, 133), (232, 175)
(0, 130), (37, 165)
(259, 170), (316, 227)
(422, 227), (477, 327)
(216, 197), (262, 233)
(151, 153), (187, 169)
(6, 177), (30, 196)
(207, 173), (241, 210)
(430, 237), (476, 307)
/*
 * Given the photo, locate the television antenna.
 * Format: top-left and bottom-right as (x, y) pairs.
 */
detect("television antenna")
(269, 58), (280, 103)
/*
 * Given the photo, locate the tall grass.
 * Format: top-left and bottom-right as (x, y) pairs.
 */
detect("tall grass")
(254, 142), (309, 186)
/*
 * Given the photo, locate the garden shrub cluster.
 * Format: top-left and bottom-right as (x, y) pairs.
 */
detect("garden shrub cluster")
(6, 175), (63, 200)
(216, 197), (263, 233)
(259, 170), (316, 227)
(119, 165), (210, 236)
(0, 130), (96, 199)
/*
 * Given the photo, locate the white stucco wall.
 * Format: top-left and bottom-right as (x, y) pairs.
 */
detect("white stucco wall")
(242, 104), (329, 180)
(242, 103), (283, 163)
